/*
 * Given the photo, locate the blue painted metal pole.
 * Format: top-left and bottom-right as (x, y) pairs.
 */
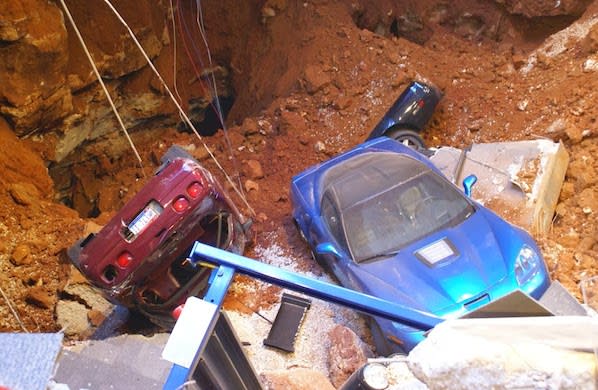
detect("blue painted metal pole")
(163, 265), (236, 390)
(190, 242), (442, 331)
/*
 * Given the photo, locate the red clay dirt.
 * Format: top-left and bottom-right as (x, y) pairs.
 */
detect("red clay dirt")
(0, 0), (597, 351)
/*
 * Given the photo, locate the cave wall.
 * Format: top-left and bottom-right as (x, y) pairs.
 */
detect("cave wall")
(0, 0), (593, 165)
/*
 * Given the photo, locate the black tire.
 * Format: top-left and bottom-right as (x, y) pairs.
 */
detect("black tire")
(385, 128), (426, 150)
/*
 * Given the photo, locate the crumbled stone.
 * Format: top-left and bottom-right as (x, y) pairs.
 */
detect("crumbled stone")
(244, 159), (264, 180)
(304, 65), (332, 94)
(11, 244), (32, 266)
(328, 325), (370, 387)
(244, 180), (259, 192)
(25, 286), (55, 309)
(8, 183), (40, 206)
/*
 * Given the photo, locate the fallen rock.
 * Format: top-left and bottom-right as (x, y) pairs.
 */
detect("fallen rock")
(261, 368), (335, 390)
(303, 65), (332, 94)
(327, 324), (370, 388)
(55, 300), (90, 337)
(279, 110), (307, 134)
(244, 179), (260, 192)
(408, 317), (598, 389)
(8, 183), (40, 206)
(10, 244), (32, 266)
(242, 117), (260, 135)
(25, 286), (56, 309)
(244, 159), (265, 180)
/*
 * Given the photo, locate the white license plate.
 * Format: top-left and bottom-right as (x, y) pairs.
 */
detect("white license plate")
(128, 200), (163, 236)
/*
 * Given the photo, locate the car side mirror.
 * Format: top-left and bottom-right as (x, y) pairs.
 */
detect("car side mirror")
(462, 174), (478, 197)
(315, 242), (341, 260)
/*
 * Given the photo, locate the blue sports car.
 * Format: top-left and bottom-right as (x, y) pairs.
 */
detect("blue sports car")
(290, 137), (551, 355)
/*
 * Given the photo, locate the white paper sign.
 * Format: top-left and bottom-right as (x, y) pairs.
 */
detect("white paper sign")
(161, 296), (218, 368)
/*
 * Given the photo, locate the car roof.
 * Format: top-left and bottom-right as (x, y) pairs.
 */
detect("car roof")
(320, 151), (430, 211)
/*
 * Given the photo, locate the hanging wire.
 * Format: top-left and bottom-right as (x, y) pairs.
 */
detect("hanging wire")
(168, 0), (186, 124)
(194, 0), (245, 197)
(101, 0), (255, 216)
(58, 0), (146, 177)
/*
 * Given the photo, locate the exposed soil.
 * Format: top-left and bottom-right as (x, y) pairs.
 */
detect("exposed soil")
(1, 0), (598, 379)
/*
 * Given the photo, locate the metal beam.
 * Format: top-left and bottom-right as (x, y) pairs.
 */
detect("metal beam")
(190, 242), (442, 331)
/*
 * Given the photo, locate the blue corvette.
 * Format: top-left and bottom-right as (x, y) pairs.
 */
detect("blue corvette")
(290, 137), (551, 355)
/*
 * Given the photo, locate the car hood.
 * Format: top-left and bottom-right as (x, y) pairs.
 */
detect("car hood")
(350, 210), (510, 316)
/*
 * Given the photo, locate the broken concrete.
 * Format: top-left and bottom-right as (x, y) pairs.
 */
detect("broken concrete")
(407, 316), (598, 390)
(52, 333), (172, 389)
(0, 333), (63, 390)
(430, 140), (569, 235)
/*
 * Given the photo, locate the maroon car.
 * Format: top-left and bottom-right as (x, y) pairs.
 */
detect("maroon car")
(67, 146), (251, 326)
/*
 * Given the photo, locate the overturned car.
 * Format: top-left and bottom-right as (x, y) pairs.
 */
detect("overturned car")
(67, 145), (251, 326)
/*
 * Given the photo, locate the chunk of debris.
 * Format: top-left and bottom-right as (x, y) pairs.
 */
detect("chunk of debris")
(407, 317), (598, 389)
(430, 139), (569, 235)
(10, 243), (32, 266)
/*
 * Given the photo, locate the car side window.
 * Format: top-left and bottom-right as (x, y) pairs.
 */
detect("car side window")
(321, 191), (349, 253)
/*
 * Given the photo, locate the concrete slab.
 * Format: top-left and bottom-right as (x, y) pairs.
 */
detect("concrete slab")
(430, 140), (569, 235)
(408, 316), (598, 389)
(53, 333), (172, 389)
(0, 333), (63, 390)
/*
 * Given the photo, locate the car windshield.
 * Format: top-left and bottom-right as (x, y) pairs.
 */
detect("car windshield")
(320, 152), (475, 263)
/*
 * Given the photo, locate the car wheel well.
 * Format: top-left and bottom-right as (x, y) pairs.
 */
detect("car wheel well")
(384, 127), (426, 150)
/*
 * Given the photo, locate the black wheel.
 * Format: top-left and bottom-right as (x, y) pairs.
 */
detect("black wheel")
(385, 128), (425, 150)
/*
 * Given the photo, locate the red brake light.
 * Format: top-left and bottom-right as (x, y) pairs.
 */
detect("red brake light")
(187, 182), (202, 198)
(173, 196), (189, 212)
(116, 252), (133, 268)
(417, 99), (425, 108)
(172, 304), (185, 320)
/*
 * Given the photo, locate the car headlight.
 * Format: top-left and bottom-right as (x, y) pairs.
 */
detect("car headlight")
(514, 245), (541, 285)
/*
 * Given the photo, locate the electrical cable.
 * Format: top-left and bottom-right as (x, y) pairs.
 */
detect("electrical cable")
(168, 0), (186, 124)
(101, 0), (255, 216)
(194, 0), (245, 197)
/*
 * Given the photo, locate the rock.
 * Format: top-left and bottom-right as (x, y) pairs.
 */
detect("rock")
(559, 230), (580, 248)
(244, 180), (259, 192)
(516, 99), (528, 111)
(0, 0), (70, 134)
(261, 368), (335, 390)
(244, 159), (264, 180)
(87, 310), (106, 327)
(578, 188), (598, 212)
(582, 57), (598, 72)
(63, 283), (114, 315)
(242, 117), (260, 135)
(55, 300), (90, 337)
(8, 183), (40, 206)
(304, 65), (332, 94)
(578, 236), (596, 251)
(279, 110), (307, 134)
(580, 20), (598, 54)
(0, 118), (54, 195)
(25, 286), (55, 309)
(10, 244), (32, 266)
(328, 325), (370, 388)
(408, 317), (598, 389)
(565, 123), (584, 143)
(315, 141), (326, 153)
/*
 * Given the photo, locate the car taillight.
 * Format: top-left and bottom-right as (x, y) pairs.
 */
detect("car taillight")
(116, 252), (133, 268)
(172, 304), (185, 320)
(187, 182), (202, 198)
(417, 99), (425, 108)
(173, 196), (189, 212)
